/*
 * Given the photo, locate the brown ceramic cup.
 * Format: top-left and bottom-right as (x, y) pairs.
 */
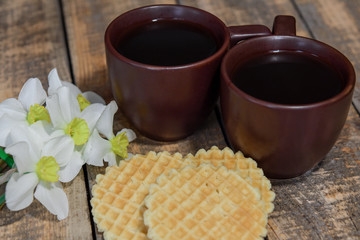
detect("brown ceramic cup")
(105, 4), (270, 141)
(221, 15), (355, 179)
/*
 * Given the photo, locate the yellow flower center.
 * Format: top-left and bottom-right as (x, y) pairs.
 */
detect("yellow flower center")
(26, 104), (51, 124)
(64, 117), (89, 145)
(77, 94), (90, 111)
(110, 131), (129, 159)
(35, 156), (59, 182)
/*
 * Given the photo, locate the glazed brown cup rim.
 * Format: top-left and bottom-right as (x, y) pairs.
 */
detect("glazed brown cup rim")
(221, 35), (356, 110)
(105, 4), (230, 70)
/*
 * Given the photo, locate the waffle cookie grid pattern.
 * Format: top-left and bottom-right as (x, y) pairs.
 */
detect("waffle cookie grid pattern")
(91, 147), (275, 240)
(144, 164), (268, 240)
(91, 151), (186, 240)
(185, 146), (275, 213)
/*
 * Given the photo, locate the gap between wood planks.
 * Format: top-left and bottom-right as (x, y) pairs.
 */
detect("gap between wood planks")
(289, 0), (360, 117)
(289, 0), (315, 38)
(57, 0), (98, 239)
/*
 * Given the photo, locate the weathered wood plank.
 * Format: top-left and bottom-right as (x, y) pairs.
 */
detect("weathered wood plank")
(180, 0), (310, 37)
(61, 0), (179, 101)
(0, 0), (71, 101)
(0, 173), (93, 239)
(179, 0), (360, 239)
(292, 0), (360, 114)
(269, 106), (360, 240)
(0, 0), (92, 239)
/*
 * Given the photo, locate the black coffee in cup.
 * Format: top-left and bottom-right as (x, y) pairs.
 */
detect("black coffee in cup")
(105, 4), (272, 141)
(232, 51), (344, 105)
(116, 19), (219, 66)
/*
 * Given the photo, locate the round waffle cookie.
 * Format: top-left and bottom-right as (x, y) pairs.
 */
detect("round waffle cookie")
(184, 146), (275, 214)
(144, 164), (268, 240)
(91, 151), (187, 240)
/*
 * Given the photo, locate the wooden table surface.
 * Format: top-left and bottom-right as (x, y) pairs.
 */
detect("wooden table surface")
(1, 0), (360, 239)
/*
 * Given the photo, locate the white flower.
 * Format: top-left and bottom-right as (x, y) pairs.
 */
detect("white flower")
(5, 126), (70, 220)
(45, 86), (106, 182)
(48, 68), (105, 108)
(2, 68), (137, 220)
(0, 78), (49, 147)
(83, 101), (136, 166)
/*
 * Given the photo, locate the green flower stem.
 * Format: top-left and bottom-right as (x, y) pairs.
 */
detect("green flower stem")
(0, 148), (14, 168)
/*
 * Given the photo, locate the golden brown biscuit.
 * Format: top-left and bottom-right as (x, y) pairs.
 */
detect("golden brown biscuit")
(185, 146), (275, 213)
(144, 164), (268, 240)
(91, 151), (186, 240)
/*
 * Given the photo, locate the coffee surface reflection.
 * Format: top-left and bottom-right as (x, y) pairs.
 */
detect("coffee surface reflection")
(232, 51), (344, 105)
(116, 19), (219, 66)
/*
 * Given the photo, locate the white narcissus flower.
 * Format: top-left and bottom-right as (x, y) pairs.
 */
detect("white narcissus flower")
(5, 125), (70, 220)
(46, 86), (106, 182)
(83, 101), (136, 166)
(47, 68), (105, 110)
(0, 78), (50, 147)
(2, 69), (137, 220)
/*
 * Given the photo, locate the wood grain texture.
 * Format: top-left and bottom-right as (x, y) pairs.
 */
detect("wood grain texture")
(0, 0), (71, 101)
(0, 172), (92, 240)
(61, 0), (178, 101)
(268, 106), (360, 239)
(0, 0), (92, 239)
(292, 0), (360, 114)
(179, 0), (310, 37)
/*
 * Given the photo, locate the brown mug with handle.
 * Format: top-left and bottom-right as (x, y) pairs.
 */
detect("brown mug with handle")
(220, 15), (355, 179)
(105, 4), (271, 141)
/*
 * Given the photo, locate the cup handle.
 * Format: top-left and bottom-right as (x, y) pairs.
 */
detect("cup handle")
(228, 25), (271, 47)
(272, 15), (296, 36)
